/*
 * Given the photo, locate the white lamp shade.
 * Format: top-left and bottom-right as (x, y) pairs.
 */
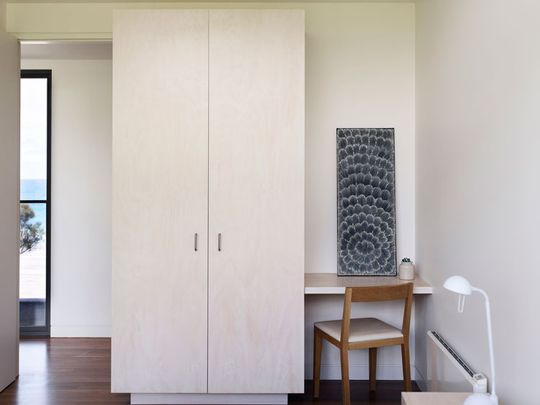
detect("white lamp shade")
(443, 275), (472, 295)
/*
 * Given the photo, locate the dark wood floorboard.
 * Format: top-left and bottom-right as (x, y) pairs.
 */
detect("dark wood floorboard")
(0, 338), (417, 404)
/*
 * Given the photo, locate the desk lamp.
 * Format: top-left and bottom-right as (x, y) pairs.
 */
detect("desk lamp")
(443, 276), (498, 405)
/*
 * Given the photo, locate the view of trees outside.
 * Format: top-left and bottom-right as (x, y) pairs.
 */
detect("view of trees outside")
(20, 204), (44, 254)
(20, 77), (48, 315)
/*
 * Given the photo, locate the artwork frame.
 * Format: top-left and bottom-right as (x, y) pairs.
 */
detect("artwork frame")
(336, 128), (397, 276)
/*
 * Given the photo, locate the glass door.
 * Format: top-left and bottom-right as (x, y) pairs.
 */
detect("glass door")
(20, 70), (51, 336)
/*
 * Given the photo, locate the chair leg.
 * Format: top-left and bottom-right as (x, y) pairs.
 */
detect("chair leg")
(313, 329), (322, 398)
(401, 343), (412, 392)
(340, 348), (350, 405)
(369, 347), (377, 392)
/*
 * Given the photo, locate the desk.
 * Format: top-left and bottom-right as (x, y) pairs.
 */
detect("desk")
(303, 273), (431, 381)
(401, 392), (469, 405)
(305, 273), (433, 295)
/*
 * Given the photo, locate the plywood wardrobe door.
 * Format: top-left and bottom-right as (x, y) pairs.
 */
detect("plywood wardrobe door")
(208, 10), (305, 393)
(112, 10), (209, 393)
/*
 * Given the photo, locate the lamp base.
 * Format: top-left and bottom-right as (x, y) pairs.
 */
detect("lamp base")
(464, 393), (498, 405)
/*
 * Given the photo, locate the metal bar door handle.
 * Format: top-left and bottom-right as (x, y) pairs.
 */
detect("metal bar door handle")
(218, 233), (222, 252)
(194, 233), (198, 252)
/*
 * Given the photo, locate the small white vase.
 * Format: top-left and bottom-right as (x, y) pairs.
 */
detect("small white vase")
(399, 262), (415, 280)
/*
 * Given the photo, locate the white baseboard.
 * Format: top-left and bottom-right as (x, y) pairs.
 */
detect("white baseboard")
(51, 325), (111, 337)
(131, 394), (287, 405)
(414, 365), (427, 391)
(305, 364), (416, 380)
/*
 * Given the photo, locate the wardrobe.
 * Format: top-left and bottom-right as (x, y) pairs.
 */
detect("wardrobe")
(111, 9), (305, 403)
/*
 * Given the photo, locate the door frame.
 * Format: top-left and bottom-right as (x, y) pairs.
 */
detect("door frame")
(19, 69), (52, 337)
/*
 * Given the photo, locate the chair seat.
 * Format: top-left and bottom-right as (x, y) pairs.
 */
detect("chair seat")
(315, 317), (403, 344)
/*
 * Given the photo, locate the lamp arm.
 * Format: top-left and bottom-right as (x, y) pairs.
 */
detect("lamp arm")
(472, 287), (498, 404)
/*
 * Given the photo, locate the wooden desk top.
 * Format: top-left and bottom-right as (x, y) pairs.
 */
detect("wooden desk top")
(304, 273), (433, 295)
(401, 392), (469, 405)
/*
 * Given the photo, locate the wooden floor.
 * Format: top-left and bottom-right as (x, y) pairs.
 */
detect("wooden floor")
(0, 339), (416, 405)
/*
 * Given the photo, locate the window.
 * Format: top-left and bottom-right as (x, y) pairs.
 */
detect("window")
(20, 70), (51, 336)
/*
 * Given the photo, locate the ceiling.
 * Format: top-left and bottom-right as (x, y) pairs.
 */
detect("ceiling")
(20, 41), (112, 59)
(10, 0), (413, 3)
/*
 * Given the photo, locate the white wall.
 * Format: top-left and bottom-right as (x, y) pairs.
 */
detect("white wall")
(22, 58), (112, 337)
(0, 15), (20, 390)
(1, 0), (6, 30)
(303, 3), (415, 380)
(15, 3), (415, 379)
(415, 0), (540, 402)
(306, 4), (415, 275)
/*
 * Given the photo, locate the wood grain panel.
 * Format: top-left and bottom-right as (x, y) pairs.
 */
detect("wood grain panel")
(112, 10), (208, 393)
(208, 9), (305, 394)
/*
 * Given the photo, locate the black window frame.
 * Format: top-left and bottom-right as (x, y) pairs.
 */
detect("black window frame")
(20, 69), (52, 337)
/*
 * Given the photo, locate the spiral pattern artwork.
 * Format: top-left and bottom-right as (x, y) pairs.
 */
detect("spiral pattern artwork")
(337, 128), (397, 276)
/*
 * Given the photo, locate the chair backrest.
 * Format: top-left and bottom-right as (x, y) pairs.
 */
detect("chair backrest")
(340, 283), (414, 343)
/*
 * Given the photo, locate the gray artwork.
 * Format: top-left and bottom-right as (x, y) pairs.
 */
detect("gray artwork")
(337, 128), (396, 276)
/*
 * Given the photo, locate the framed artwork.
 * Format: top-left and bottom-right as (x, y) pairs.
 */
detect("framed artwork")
(336, 128), (397, 276)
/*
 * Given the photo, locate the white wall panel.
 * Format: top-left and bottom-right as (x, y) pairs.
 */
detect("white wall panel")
(0, 29), (19, 392)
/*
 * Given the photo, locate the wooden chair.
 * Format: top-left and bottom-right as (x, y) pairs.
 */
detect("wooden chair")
(313, 283), (414, 405)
